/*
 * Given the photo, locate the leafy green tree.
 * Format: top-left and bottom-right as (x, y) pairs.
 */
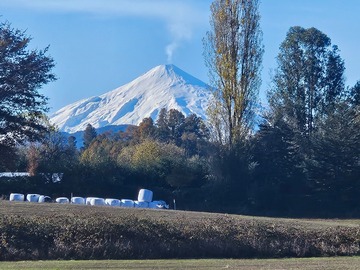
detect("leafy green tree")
(130, 140), (164, 176)
(81, 136), (114, 169)
(165, 155), (208, 188)
(154, 109), (209, 155)
(18, 129), (80, 195)
(117, 139), (208, 188)
(24, 129), (78, 174)
(79, 135), (124, 196)
(0, 21), (56, 165)
(204, 0), (263, 147)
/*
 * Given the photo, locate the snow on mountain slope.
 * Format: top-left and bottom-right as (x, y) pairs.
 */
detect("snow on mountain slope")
(50, 64), (211, 133)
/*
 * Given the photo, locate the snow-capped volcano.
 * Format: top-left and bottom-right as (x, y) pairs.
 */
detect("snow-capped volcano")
(50, 64), (211, 133)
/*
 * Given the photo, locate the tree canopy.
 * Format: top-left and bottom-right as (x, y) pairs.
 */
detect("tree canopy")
(268, 26), (345, 138)
(204, 0), (263, 147)
(0, 22), (56, 148)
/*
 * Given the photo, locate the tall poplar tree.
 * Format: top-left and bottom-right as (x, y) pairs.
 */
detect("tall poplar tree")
(204, 0), (263, 147)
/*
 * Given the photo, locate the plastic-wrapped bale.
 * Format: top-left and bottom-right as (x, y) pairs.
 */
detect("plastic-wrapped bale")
(137, 189), (153, 202)
(90, 197), (105, 206)
(134, 201), (149, 208)
(26, 194), (40, 202)
(71, 197), (85, 205)
(105, 198), (121, 207)
(121, 199), (134, 208)
(85, 197), (97, 205)
(149, 200), (169, 209)
(38, 195), (52, 203)
(9, 193), (24, 202)
(55, 197), (69, 204)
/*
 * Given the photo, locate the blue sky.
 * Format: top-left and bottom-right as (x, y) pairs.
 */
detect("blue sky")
(0, 0), (359, 114)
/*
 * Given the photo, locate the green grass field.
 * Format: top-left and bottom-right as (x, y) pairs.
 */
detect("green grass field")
(1, 257), (360, 270)
(1, 200), (360, 261)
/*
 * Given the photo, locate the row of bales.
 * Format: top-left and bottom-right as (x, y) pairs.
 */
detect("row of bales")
(9, 189), (169, 209)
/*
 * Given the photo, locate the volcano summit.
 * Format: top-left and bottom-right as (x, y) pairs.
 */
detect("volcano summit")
(50, 64), (211, 133)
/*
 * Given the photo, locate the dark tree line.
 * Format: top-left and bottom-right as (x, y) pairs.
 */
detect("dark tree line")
(250, 27), (360, 216)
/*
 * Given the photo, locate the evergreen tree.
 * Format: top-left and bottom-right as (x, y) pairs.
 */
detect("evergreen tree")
(258, 26), (359, 215)
(269, 26), (346, 138)
(67, 136), (77, 151)
(155, 108), (170, 141)
(349, 81), (360, 107)
(168, 109), (185, 144)
(134, 117), (156, 142)
(83, 124), (97, 149)
(181, 114), (209, 156)
(309, 101), (360, 210)
(252, 119), (307, 213)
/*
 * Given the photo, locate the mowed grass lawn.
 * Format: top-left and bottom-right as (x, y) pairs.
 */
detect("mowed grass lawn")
(1, 257), (360, 270)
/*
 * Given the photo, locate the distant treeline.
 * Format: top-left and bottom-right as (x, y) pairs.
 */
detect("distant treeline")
(1, 97), (359, 217)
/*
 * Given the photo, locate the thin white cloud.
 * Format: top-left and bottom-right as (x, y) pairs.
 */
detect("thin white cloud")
(1, 0), (209, 62)
(1, 0), (197, 18)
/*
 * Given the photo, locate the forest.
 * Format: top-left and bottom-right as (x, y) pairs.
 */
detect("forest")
(0, 0), (359, 217)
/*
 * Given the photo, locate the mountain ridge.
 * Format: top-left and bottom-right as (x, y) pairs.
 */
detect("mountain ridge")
(50, 64), (211, 133)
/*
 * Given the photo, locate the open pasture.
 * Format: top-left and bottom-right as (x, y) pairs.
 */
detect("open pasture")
(0, 200), (360, 261)
(1, 257), (360, 270)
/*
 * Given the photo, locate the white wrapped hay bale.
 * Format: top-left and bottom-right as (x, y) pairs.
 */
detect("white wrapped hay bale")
(38, 195), (52, 203)
(71, 197), (85, 205)
(85, 197), (96, 205)
(137, 189), (153, 202)
(9, 193), (24, 202)
(90, 197), (105, 206)
(149, 200), (169, 209)
(55, 197), (69, 204)
(105, 198), (121, 206)
(134, 201), (149, 208)
(26, 194), (40, 202)
(121, 199), (134, 208)
(148, 201), (159, 209)
(38, 195), (45, 203)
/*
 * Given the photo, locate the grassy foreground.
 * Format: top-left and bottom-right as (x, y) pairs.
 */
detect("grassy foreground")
(1, 201), (360, 260)
(1, 257), (360, 270)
